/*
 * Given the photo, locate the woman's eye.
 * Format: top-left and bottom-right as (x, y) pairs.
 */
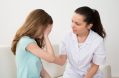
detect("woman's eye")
(76, 23), (80, 25)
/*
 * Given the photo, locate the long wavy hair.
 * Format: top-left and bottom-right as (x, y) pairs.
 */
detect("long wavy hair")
(11, 9), (53, 55)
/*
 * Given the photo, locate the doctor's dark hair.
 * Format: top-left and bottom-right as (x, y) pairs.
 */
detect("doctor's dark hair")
(75, 6), (106, 38)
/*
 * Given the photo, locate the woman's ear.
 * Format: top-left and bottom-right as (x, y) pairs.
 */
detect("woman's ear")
(87, 24), (93, 30)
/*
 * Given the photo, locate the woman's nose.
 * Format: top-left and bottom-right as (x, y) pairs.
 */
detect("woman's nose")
(72, 23), (75, 28)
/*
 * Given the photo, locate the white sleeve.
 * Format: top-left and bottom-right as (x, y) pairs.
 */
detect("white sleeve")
(59, 36), (67, 55)
(93, 40), (106, 65)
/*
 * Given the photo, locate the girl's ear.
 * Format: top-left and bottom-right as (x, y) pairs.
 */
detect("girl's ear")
(87, 24), (93, 30)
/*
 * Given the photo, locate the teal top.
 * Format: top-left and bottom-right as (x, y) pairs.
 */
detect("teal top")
(16, 36), (42, 78)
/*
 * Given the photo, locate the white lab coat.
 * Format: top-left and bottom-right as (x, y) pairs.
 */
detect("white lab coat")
(60, 30), (106, 78)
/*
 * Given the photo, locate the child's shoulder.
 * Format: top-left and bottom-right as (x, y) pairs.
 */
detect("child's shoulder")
(19, 36), (36, 44)
(20, 36), (33, 41)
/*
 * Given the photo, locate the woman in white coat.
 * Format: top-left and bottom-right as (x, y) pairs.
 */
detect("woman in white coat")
(53, 6), (106, 78)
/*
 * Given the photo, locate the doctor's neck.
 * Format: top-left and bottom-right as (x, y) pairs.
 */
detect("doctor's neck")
(76, 30), (89, 43)
(77, 30), (89, 38)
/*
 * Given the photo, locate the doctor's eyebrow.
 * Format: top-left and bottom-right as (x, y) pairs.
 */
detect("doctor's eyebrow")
(72, 20), (81, 26)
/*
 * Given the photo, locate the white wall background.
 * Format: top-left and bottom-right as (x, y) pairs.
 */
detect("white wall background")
(0, 0), (119, 77)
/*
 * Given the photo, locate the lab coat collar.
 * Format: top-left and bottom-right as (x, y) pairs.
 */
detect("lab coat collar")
(71, 30), (93, 47)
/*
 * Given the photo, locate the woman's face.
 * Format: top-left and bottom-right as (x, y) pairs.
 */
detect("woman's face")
(71, 13), (91, 35)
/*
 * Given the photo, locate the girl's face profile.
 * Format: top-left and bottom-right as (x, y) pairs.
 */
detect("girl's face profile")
(71, 13), (90, 35)
(38, 24), (53, 38)
(47, 24), (53, 32)
(44, 24), (53, 34)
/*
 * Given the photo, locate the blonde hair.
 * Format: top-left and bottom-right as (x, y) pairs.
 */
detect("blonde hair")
(11, 9), (53, 55)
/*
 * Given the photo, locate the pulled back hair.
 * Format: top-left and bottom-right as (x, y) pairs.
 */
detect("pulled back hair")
(75, 6), (106, 38)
